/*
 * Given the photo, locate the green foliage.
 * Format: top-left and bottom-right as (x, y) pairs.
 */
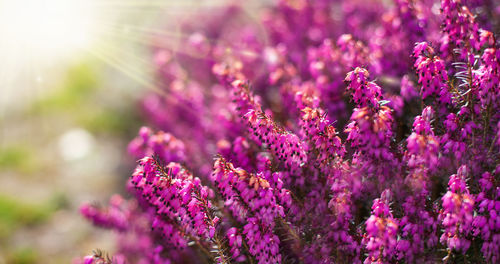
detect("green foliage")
(28, 59), (140, 135)
(31, 61), (99, 112)
(78, 106), (141, 135)
(0, 194), (60, 239)
(8, 247), (38, 264)
(0, 145), (40, 173)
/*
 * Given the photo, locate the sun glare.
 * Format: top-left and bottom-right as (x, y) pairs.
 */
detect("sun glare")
(0, 0), (105, 110)
(0, 0), (98, 61)
(0, 0), (222, 110)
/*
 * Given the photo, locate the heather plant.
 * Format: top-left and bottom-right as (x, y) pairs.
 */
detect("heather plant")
(77, 0), (500, 263)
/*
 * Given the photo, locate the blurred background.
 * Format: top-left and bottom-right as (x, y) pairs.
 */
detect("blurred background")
(0, 0), (238, 263)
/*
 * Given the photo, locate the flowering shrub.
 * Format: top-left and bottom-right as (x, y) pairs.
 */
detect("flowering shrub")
(77, 0), (500, 263)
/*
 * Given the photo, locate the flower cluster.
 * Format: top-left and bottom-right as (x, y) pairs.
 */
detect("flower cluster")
(300, 106), (344, 174)
(413, 42), (453, 107)
(212, 157), (283, 263)
(344, 68), (393, 162)
(78, 0), (500, 263)
(128, 126), (186, 163)
(80, 195), (128, 232)
(130, 158), (217, 246)
(440, 0), (480, 61)
(77, 249), (126, 264)
(406, 107), (439, 170)
(245, 109), (307, 174)
(344, 67), (397, 194)
(474, 171), (500, 263)
(80, 196), (172, 263)
(439, 166), (475, 254)
(363, 190), (398, 264)
(396, 106), (440, 261)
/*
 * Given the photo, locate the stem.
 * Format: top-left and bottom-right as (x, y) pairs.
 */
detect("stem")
(198, 190), (230, 264)
(277, 217), (301, 243)
(443, 249), (452, 263)
(166, 217), (213, 260)
(210, 181), (257, 263)
(189, 233), (213, 260)
(467, 62), (475, 148)
(241, 239), (256, 264)
(488, 134), (498, 155)
(483, 103), (491, 143)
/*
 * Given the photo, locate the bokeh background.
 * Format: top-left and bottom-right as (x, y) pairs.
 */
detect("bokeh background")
(0, 0), (241, 262)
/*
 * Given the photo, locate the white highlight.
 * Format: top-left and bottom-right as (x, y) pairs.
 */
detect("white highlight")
(58, 128), (94, 161)
(0, 0), (98, 60)
(0, 0), (103, 110)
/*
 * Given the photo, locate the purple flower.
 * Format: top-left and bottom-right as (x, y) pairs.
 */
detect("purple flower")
(473, 171), (500, 263)
(80, 195), (128, 232)
(363, 190), (398, 264)
(78, 0), (500, 262)
(128, 127), (186, 163)
(212, 157), (283, 263)
(439, 166), (475, 253)
(413, 42), (453, 106)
